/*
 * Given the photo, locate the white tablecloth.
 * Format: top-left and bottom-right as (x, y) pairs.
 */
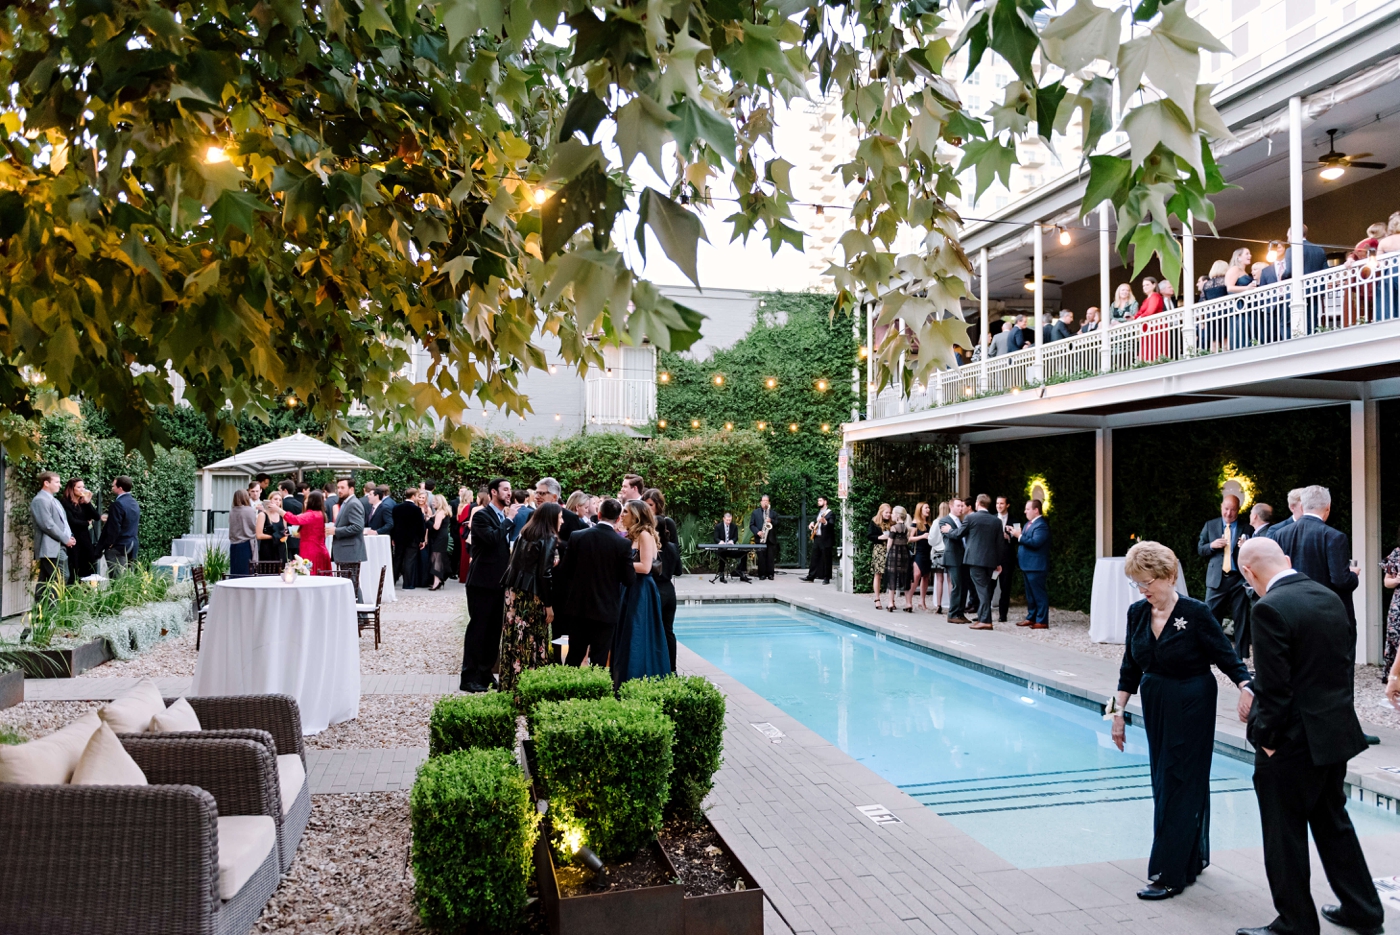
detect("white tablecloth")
(323, 533), (396, 604)
(1089, 557), (1191, 643)
(192, 576), (360, 734)
(170, 535), (227, 561)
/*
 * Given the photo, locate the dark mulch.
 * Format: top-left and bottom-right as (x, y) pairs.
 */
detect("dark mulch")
(659, 817), (748, 898)
(555, 842), (675, 898)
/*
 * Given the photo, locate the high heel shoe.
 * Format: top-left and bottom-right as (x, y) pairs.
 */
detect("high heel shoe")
(887, 604), (894, 613)
(904, 607), (914, 613)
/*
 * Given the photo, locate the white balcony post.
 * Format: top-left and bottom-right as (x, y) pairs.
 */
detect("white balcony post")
(1099, 201), (1111, 374)
(865, 301), (874, 417)
(1033, 222), (1044, 381)
(1353, 396), (1381, 663)
(1095, 428), (1113, 558)
(1289, 96), (1306, 338)
(979, 248), (989, 391)
(1182, 210), (1196, 353)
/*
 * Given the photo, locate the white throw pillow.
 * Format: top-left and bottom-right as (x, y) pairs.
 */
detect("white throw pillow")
(216, 816), (277, 900)
(149, 697), (202, 733)
(276, 754), (305, 816)
(98, 679), (166, 735)
(0, 710), (101, 784)
(70, 722), (148, 786)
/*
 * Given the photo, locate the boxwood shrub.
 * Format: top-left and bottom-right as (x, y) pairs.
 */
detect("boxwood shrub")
(619, 675), (725, 818)
(533, 697), (673, 863)
(411, 748), (538, 932)
(429, 693), (516, 757)
(515, 664), (612, 725)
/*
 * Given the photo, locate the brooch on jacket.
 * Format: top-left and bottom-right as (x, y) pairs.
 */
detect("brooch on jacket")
(1173, 618), (1188, 630)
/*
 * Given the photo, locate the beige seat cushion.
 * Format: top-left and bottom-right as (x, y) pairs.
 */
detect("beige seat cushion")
(98, 679), (166, 734)
(149, 697), (202, 733)
(0, 710), (101, 784)
(276, 754), (305, 816)
(70, 722), (148, 786)
(216, 816), (277, 900)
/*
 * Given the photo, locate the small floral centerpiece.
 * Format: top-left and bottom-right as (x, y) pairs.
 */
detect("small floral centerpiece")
(281, 556), (312, 583)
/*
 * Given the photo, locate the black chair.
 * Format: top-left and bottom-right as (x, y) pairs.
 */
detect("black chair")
(357, 567), (386, 650)
(191, 566), (210, 651)
(251, 561), (283, 576)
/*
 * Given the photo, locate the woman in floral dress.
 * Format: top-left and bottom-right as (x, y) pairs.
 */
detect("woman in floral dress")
(499, 502), (562, 691)
(1383, 536), (1400, 679)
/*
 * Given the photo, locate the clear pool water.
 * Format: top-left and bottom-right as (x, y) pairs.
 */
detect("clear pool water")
(675, 602), (1400, 868)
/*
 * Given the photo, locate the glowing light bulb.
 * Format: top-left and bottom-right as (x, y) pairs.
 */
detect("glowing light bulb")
(788, 423), (799, 432)
(1058, 228), (1071, 246)
(724, 422), (733, 431)
(821, 423), (831, 432)
(765, 377), (776, 388)
(1320, 165), (1345, 181)
(816, 379), (828, 391)
(858, 346), (869, 359)
(204, 145), (229, 164)
(712, 374), (724, 386)
(285, 395), (298, 408)
(690, 419), (700, 428)
(659, 372), (670, 383)
(1024, 279), (1038, 292)
(658, 419), (667, 429)
(533, 188), (550, 205)
(757, 421), (766, 430)
(1265, 246), (1278, 262)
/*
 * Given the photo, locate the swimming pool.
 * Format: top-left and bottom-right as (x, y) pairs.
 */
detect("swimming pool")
(675, 602), (1400, 868)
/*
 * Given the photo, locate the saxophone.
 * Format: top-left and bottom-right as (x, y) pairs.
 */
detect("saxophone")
(759, 509), (772, 543)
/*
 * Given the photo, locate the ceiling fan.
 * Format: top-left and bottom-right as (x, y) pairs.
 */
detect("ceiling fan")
(1023, 273), (1063, 292)
(1314, 129), (1386, 180)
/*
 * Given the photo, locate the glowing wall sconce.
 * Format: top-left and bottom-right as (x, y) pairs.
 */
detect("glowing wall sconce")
(1026, 474), (1052, 513)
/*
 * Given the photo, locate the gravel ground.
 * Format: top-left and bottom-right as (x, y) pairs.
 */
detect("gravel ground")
(305, 694), (448, 750)
(256, 792), (425, 935)
(360, 586), (466, 675)
(0, 700), (101, 740)
(77, 626), (199, 679)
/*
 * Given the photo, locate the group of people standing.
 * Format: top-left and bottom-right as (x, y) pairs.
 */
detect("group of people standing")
(866, 494), (1050, 629)
(30, 471), (141, 599)
(711, 493), (836, 584)
(458, 473), (679, 694)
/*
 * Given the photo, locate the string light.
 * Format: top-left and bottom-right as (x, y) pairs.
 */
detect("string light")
(533, 188), (550, 205)
(554, 413), (561, 420)
(858, 346), (869, 359)
(1265, 242), (1279, 262)
(765, 377), (777, 388)
(285, 395), (298, 408)
(821, 423), (831, 432)
(691, 419), (700, 428)
(757, 421), (766, 430)
(1058, 226), (1071, 246)
(204, 145), (229, 164)
(712, 374), (724, 385)
(815, 379), (828, 392)
(724, 422), (733, 431)
(788, 423), (799, 432)
(548, 365), (558, 374)
(658, 419), (667, 429)
(659, 371), (670, 383)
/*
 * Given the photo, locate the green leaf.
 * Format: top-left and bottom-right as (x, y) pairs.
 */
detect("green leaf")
(1033, 81), (1067, 141)
(270, 166), (324, 234)
(951, 8), (990, 78)
(955, 139), (1018, 201)
(1081, 154), (1133, 215)
(542, 140), (604, 184)
(541, 164), (624, 259)
(1128, 220), (1182, 281)
(183, 260), (221, 296)
(358, 0), (398, 37)
(1040, 0), (1122, 72)
(715, 22), (804, 90)
(440, 255), (476, 289)
(944, 110), (987, 142)
(614, 94), (675, 177)
(1122, 99), (1204, 179)
(483, 186), (515, 230)
(195, 158), (246, 207)
(635, 188), (707, 287)
(559, 90), (610, 143)
(1193, 84), (1233, 141)
(210, 189), (273, 240)
(765, 158), (794, 195)
(988, 0), (1042, 87)
(667, 99), (736, 164)
(1078, 75), (1114, 156)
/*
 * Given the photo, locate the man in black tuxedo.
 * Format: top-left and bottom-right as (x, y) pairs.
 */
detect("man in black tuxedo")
(947, 494), (1004, 630)
(278, 480), (302, 556)
(1236, 538), (1382, 935)
(993, 496), (1017, 623)
(713, 512), (746, 582)
(390, 488), (425, 588)
(749, 494), (775, 581)
(365, 485), (394, 537)
(460, 477), (512, 692)
(803, 496), (835, 584)
(1273, 485), (1358, 630)
(562, 498), (635, 666)
(937, 498), (970, 623)
(1198, 494), (1253, 657)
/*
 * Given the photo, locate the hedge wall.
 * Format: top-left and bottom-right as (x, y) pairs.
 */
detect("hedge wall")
(847, 439), (958, 593)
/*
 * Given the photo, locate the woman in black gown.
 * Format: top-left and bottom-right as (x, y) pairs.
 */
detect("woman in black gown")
(642, 488), (679, 672)
(1112, 541), (1252, 900)
(60, 478), (100, 581)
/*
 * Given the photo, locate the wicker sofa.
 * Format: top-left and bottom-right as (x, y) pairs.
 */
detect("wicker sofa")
(0, 735), (281, 935)
(136, 694), (311, 873)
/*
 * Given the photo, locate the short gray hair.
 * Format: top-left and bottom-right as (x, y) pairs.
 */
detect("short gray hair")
(1286, 487), (1304, 508)
(1300, 485), (1331, 513)
(536, 477), (561, 498)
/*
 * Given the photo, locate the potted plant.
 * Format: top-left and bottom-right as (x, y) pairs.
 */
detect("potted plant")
(0, 660), (21, 711)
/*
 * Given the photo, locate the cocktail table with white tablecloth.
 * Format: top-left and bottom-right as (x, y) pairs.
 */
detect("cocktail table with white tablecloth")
(323, 532), (396, 603)
(191, 576), (360, 734)
(1088, 556), (1191, 643)
(170, 533), (228, 561)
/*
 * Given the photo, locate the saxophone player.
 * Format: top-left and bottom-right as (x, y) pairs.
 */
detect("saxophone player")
(749, 493), (775, 581)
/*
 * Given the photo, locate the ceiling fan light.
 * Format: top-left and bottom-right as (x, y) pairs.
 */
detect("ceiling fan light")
(1320, 165), (1345, 181)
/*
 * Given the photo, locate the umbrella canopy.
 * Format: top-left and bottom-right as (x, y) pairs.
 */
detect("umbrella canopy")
(201, 431), (380, 474)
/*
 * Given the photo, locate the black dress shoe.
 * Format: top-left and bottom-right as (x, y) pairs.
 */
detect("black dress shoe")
(1235, 926), (1277, 935)
(1136, 884), (1180, 900)
(1365, 733), (1381, 745)
(460, 681), (488, 693)
(1322, 904), (1384, 935)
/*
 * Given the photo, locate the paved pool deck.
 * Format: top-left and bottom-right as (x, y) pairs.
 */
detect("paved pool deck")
(676, 572), (1400, 935)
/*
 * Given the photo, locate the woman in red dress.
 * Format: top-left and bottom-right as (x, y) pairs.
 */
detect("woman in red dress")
(283, 489), (332, 573)
(1133, 281), (1175, 362)
(457, 488), (478, 583)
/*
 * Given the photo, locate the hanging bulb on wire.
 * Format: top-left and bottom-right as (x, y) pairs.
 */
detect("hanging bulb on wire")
(1058, 227), (1072, 246)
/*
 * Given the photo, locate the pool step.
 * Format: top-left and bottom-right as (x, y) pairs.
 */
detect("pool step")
(900, 766), (1254, 816)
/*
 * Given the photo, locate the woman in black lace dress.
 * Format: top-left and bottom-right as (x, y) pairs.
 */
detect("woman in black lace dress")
(883, 506), (912, 613)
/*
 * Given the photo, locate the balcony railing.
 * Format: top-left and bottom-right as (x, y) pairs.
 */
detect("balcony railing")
(585, 375), (656, 427)
(870, 254), (1400, 419)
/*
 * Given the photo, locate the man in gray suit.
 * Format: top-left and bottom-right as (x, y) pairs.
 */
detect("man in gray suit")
(30, 471), (74, 601)
(332, 477), (367, 602)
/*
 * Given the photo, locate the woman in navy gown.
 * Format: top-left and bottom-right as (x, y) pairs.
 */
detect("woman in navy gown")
(610, 499), (670, 690)
(1111, 541), (1252, 901)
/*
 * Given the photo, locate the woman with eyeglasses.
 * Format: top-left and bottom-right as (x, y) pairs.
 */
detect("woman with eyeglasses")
(1111, 541), (1252, 902)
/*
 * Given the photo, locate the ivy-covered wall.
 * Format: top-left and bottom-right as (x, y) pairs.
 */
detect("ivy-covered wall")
(969, 432), (1097, 612)
(655, 291), (858, 563)
(847, 439), (958, 593)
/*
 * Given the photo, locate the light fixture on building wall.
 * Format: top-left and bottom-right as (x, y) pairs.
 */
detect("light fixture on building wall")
(1218, 463), (1256, 510)
(1025, 474), (1052, 513)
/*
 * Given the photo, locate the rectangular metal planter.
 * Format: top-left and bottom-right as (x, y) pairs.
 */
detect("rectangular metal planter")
(0, 637), (113, 678)
(0, 668), (22, 710)
(679, 819), (764, 935)
(534, 830), (685, 935)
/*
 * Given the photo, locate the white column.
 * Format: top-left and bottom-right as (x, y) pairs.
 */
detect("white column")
(1095, 428), (1113, 558)
(956, 442), (971, 500)
(1289, 96), (1306, 338)
(1032, 222), (1044, 380)
(865, 302), (874, 417)
(840, 496), (854, 593)
(1352, 397), (1381, 664)
(1182, 210), (1196, 353)
(979, 248), (989, 391)
(1100, 202), (1112, 373)
(200, 469), (213, 534)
